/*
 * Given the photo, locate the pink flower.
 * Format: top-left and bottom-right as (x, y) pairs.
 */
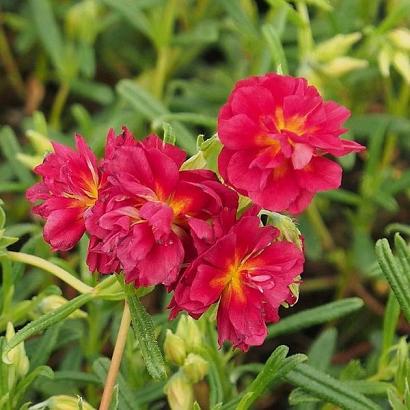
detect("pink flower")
(217, 73), (365, 214)
(27, 135), (101, 251)
(86, 134), (238, 287)
(170, 215), (304, 351)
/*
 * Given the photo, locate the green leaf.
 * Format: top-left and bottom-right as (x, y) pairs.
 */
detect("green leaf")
(380, 291), (400, 368)
(53, 370), (100, 385)
(375, 236), (410, 322)
(2, 293), (93, 363)
(29, 0), (64, 73)
(237, 346), (306, 410)
(0, 127), (34, 184)
(13, 366), (54, 405)
(116, 80), (195, 153)
(289, 388), (320, 405)
(286, 363), (381, 410)
(29, 322), (62, 370)
(262, 25), (288, 74)
(308, 328), (337, 372)
(92, 357), (139, 410)
(268, 298), (364, 339)
(70, 79), (114, 105)
(122, 283), (167, 380)
(220, 0), (258, 40)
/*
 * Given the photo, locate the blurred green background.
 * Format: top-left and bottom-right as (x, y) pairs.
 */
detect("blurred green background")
(0, 0), (409, 408)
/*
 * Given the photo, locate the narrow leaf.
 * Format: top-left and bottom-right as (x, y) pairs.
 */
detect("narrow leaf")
(92, 357), (137, 410)
(29, 0), (64, 72)
(0, 127), (34, 184)
(375, 238), (410, 321)
(286, 363), (381, 410)
(123, 283), (167, 380)
(235, 346), (306, 410)
(3, 293), (93, 363)
(116, 79), (196, 153)
(268, 298), (363, 339)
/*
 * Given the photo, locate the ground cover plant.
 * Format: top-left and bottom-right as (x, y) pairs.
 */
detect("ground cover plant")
(0, 0), (409, 409)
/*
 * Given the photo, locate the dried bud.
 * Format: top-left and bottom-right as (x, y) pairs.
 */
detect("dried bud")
(164, 372), (194, 410)
(182, 353), (209, 383)
(176, 315), (202, 352)
(38, 295), (87, 319)
(164, 329), (186, 366)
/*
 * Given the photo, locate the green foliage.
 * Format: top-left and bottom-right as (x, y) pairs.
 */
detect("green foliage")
(0, 0), (409, 408)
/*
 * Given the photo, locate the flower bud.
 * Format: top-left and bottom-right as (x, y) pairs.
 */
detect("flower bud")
(181, 135), (222, 172)
(312, 32), (361, 62)
(378, 46), (392, 77)
(17, 153), (45, 170)
(393, 51), (410, 84)
(164, 372), (194, 410)
(164, 329), (186, 366)
(26, 130), (52, 154)
(176, 315), (202, 352)
(388, 28), (410, 51)
(5, 322), (29, 385)
(321, 57), (368, 77)
(263, 211), (303, 250)
(182, 353), (208, 383)
(38, 295), (87, 319)
(33, 395), (95, 410)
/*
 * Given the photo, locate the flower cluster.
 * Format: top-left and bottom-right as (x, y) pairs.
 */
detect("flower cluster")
(28, 73), (364, 351)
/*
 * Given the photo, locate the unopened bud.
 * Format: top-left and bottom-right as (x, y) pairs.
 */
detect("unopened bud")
(164, 330), (186, 366)
(388, 28), (410, 51)
(5, 322), (29, 380)
(182, 353), (208, 383)
(38, 295), (87, 319)
(164, 372), (194, 410)
(378, 46), (392, 77)
(30, 395), (95, 410)
(176, 315), (202, 352)
(17, 153), (45, 170)
(263, 211), (303, 250)
(181, 135), (222, 173)
(321, 57), (368, 77)
(313, 32), (361, 62)
(393, 51), (410, 84)
(26, 130), (52, 154)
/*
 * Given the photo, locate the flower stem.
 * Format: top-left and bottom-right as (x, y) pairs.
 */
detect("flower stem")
(49, 82), (70, 130)
(99, 301), (131, 410)
(6, 251), (93, 294)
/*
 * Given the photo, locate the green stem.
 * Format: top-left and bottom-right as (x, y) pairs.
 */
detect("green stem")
(296, 1), (314, 64)
(49, 82), (69, 130)
(152, 47), (170, 100)
(306, 201), (335, 251)
(6, 251), (93, 294)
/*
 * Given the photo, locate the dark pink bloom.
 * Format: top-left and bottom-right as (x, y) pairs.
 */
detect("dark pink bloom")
(27, 135), (101, 251)
(170, 215), (304, 351)
(218, 73), (365, 214)
(86, 135), (238, 287)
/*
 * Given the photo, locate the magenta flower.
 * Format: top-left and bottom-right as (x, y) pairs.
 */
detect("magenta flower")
(218, 73), (365, 214)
